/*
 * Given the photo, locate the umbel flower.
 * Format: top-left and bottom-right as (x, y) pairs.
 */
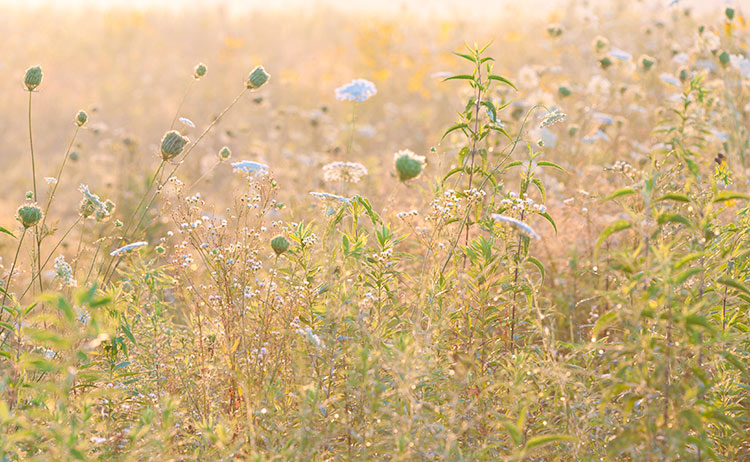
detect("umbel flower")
(160, 130), (190, 161)
(24, 66), (43, 91)
(393, 149), (426, 181)
(335, 79), (377, 102)
(16, 203), (43, 228)
(322, 161), (368, 183)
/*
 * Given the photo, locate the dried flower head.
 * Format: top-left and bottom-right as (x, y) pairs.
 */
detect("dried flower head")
(322, 161), (368, 183)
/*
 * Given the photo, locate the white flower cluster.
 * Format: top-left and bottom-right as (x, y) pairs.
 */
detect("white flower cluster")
(539, 108), (566, 129)
(464, 188), (487, 202)
(396, 209), (419, 220)
(54, 255), (77, 288)
(322, 161), (368, 183)
(427, 190), (460, 221)
(500, 191), (546, 215)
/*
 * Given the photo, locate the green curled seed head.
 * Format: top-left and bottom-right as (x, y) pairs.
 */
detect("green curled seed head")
(160, 130), (190, 161)
(17, 203), (43, 228)
(247, 65), (270, 89)
(271, 235), (290, 255)
(24, 66), (43, 91)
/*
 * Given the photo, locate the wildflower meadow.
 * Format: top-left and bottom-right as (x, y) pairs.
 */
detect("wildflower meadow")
(0, 0), (748, 460)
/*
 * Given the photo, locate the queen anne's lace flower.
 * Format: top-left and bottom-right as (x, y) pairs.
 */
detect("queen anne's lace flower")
(335, 79), (377, 102)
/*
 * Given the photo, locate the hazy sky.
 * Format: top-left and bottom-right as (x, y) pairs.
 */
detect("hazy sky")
(2, 0), (747, 17)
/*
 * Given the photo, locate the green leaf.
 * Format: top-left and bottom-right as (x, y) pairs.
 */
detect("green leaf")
(443, 74), (475, 82)
(713, 191), (750, 202)
(603, 188), (636, 201)
(675, 267), (703, 284)
(536, 160), (566, 172)
(531, 178), (546, 203)
(539, 212), (557, 234)
(502, 420), (523, 446)
(595, 219), (631, 253)
(527, 256), (545, 283)
(717, 277), (750, 296)
(441, 122), (469, 140)
(722, 352), (749, 379)
(525, 434), (575, 450)
(488, 74), (517, 90)
(452, 52), (476, 63)
(0, 226), (15, 239)
(592, 311), (617, 339)
(657, 213), (692, 227)
(655, 193), (690, 203)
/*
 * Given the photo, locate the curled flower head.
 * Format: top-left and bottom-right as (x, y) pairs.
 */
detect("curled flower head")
(76, 110), (88, 127)
(393, 149), (426, 181)
(271, 235), (290, 255)
(24, 66), (43, 91)
(247, 65), (270, 89)
(335, 79), (377, 102)
(218, 146), (232, 161)
(194, 62), (207, 79)
(16, 203), (43, 228)
(160, 130), (189, 161)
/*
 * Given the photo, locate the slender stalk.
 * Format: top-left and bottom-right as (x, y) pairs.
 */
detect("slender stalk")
(170, 79), (196, 129)
(1, 228), (27, 311)
(17, 216), (82, 302)
(28, 92), (38, 201)
(464, 57), (483, 251)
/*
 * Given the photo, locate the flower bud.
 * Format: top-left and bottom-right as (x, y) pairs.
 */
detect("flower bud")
(218, 146), (232, 161)
(247, 65), (270, 89)
(17, 203), (43, 228)
(271, 235), (290, 255)
(639, 55), (656, 71)
(160, 130), (189, 161)
(24, 66), (43, 91)
(194, 62), (207, 79)
(95, 199), (116, 222)
(76, 110), (88, 127)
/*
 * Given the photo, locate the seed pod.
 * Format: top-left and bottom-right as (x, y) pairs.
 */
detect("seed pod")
(17, 203), (43, 228)
(247, 65), (270, 89)
(76, 110), (88, 127)
(24, 66), (43, 91)
(160, 130), (189, 161)
(271, 235), (290, 255)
